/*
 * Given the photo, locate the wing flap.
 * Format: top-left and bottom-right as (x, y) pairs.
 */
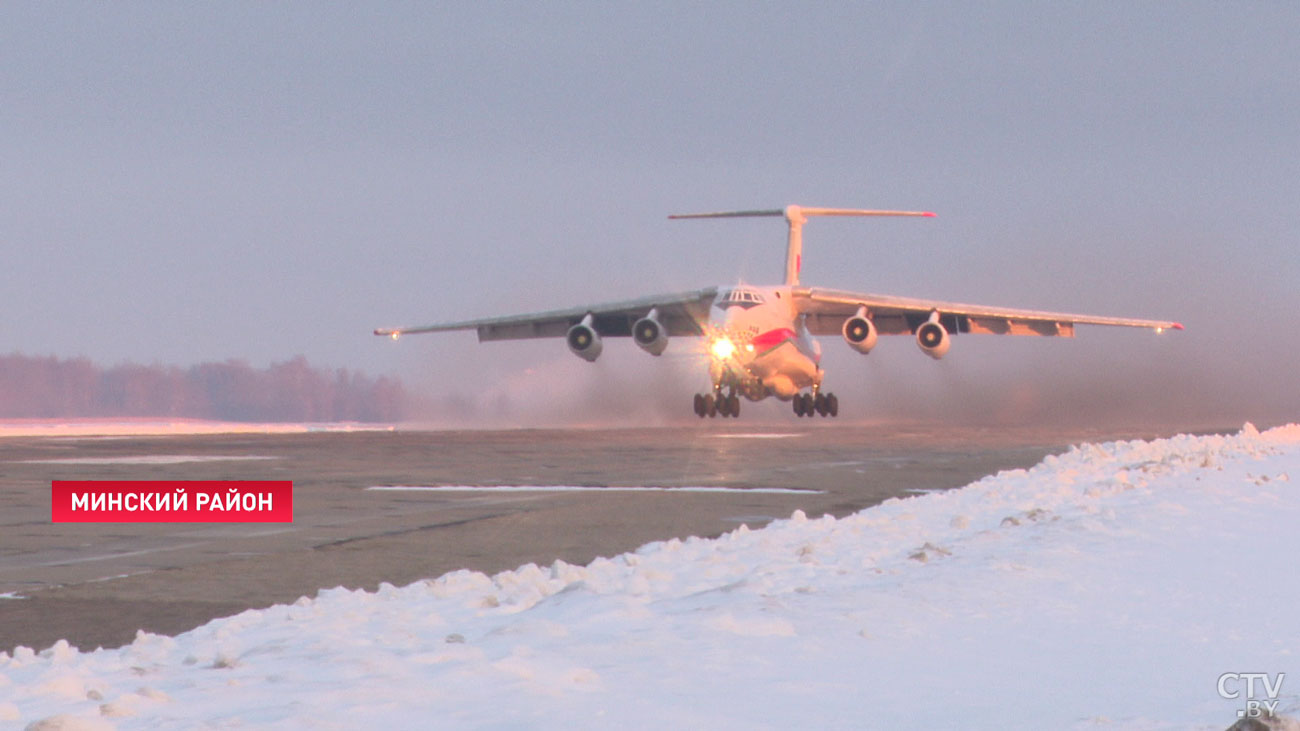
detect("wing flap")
(965, 317), (1075, 337)
(475, 320), (572, 341)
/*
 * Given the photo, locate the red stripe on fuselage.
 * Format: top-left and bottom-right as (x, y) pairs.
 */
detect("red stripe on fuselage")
(751, 327), (796, 352)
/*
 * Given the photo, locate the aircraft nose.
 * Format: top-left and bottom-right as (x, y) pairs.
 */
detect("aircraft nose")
(720, 312), (750, 339)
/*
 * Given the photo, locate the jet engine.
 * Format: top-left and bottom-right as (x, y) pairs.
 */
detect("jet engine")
(566, 314), (603, 362)
(916, 312), (950, 360)
(841, 306), (878, 354)
(633, 308), (668, 356)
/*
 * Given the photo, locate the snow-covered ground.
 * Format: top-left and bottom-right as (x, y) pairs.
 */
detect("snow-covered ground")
(4, 425), (1298, 730)
(17, 455), (280, 466)
(0, 419), (394, 439)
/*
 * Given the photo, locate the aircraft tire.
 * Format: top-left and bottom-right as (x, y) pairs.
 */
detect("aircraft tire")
(814, 393), (828, 416)
(793, 395), (805, 417)
(705, 394), (717, 418)
(729, 394), (740, 417)
(827, 393), (839, 417)
(693, 393), (705, 417)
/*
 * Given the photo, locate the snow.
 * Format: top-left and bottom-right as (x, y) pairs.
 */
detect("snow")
(4, 424), (1299, 729)
(18, 456), (279, 466)
(0, 420), (394, 439)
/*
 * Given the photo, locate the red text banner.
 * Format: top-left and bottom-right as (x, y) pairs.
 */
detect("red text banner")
(51, 481), (293, 523)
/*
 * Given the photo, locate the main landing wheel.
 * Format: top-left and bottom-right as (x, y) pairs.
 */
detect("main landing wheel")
(793, 392), (839, 418)
(718, 393), (739, 418)
(697, 391), (741, 418)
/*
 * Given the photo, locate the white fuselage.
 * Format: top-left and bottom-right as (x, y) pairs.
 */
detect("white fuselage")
(706, 285), (821, 401)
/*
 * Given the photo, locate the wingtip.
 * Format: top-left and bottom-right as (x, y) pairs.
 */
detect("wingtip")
(1172, 322), (1185, 330)
(922, 211), (937, 217)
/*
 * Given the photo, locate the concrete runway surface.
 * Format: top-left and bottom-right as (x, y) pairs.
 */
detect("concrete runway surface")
(0, 423), (1196, 653)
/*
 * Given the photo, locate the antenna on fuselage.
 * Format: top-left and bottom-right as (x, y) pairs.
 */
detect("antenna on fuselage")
(669, 205), (936, 286)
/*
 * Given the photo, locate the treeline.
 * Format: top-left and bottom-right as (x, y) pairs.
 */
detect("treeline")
(0, 354), (408, 422)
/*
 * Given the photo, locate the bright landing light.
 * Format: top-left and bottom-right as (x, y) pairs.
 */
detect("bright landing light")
(711, 337), (736, 360)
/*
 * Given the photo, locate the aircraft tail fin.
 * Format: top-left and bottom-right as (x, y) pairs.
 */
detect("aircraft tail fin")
(669, 205), (935, 285)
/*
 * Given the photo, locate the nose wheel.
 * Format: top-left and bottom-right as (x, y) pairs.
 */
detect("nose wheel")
(694, 390), (740, 418)
(793, 391), (838, 418)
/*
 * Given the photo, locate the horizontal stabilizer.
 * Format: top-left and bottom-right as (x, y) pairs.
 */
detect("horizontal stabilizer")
(668, 209), (784, 219)
(669, 207), (935, 220)
(669, 204), (936, 285)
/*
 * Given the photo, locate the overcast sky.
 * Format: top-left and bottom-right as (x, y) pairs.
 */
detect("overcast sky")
(2, 3), (1296, 426)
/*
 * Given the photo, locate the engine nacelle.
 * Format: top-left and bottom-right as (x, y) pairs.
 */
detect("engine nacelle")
(841, 306), (878, 354)
(916, 313), (950, 360)
(566, 315), (603, 362)
(632, 308), (668, 356)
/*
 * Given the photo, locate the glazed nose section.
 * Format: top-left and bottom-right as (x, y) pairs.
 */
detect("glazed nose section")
(721, 306), (756, 336)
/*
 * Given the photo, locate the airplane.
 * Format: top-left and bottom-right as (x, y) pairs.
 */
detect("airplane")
(375, 205), (1182, 419)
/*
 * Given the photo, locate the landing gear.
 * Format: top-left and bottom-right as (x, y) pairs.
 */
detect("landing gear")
(694, 389), (740, 418)
(793, 391), (838, 418)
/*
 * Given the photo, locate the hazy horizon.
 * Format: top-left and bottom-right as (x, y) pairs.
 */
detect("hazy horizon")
(3, 4), (1297, 428)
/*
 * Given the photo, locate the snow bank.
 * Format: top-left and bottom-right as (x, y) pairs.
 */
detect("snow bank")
(0, 420), (394, 438)
(4, 425), (1299, 729)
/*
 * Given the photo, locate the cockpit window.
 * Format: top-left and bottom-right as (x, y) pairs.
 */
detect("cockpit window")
(717, 288), (766, 309)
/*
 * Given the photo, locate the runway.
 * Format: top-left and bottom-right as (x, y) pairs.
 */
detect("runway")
(0, 423), (1191, 653)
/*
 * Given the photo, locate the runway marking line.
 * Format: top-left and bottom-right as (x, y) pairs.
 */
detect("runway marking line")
(366, 485), (822, 495)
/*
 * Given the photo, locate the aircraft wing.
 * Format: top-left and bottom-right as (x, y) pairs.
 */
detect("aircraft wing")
(795, 287), (1183, 338)
(375, 288), (718, 341)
